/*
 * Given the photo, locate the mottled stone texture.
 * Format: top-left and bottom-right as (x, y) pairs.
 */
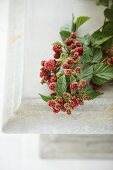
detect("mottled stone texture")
(40, 135), (113, 159)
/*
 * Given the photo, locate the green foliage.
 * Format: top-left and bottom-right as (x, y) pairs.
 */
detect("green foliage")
(78, 66), (93, 80)
(77, 34), (91, 46)
(96, 0), (109, 6)
(83, 85), (102, 100)
(92, 63), (113, 84)
(55, 75), (67, 96)
(39, 94), (55, 102)
(91, 48), (102, 63)
(60, 54), (69, 63)
(104, 4), (113, 21)
(81, 45), (93, 64)
(93, 36), (112, 47)
(59, 16), (90, 42)
(52, 41), (63, 47)
(75, 16), (90, 30)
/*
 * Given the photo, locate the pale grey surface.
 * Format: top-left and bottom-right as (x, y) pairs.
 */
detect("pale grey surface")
(40, 135), (113, 159)
(2, 0), (113, 133)
(3, 97), (113, 134)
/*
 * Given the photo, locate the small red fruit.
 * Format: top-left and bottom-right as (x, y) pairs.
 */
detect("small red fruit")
(62, 62), (70, 69)
(83, 94), (89, 100)
(53, 45), (62, 53)
(65, 39), (73, 46)
(79, 79), (87, 87)
(70, 82), (78, 90)
(75, 41), (82, 47)
(75, 47), (83, 55)
(48, 100), (55, 107)
(49, 82), (56, 90)
(70, 44), (76, 49)
(40, 70), (46, 78)
(54, 53), (60, 59)
(64, 69), (72, 76)
(70, 33), (77, 38)
(41, 60), (45, 66)
(75, 67), (81, 74)
(107, 57), (113, 65)
(73, 52), (79, 60)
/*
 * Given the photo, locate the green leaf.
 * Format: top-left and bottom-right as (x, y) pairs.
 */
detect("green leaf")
(81, 45), (93, 64)
(76, 16), (90, 31)
(104, 4), (113, 21)
(83, 85), (102, 100)
(92, 63), (113, 85)
(77, 34), (91, 46)
(102, 22), (113, 36)
(60, 54), (68, 63)
(55, 75), (67, 96)
(94, 36), (112, 47)
(59, 24), (71, 41)
(70, 75), (76, 83)
(91, 48), (102, 63)
(91, 30), (103, 44)
(102, 37), (113, 50)
(39, 94), (55, 102)
(52, 41), (63, 47)
(78, 66), (93, 80)
(96, 0), (109, 6)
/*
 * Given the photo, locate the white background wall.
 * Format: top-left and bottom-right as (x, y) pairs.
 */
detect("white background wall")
(0, 0), (113, 170)
(23, 0), (105, 97)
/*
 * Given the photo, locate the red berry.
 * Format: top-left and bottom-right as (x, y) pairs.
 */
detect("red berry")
(62, 62), (70, 69)
(49, 76), (57, 83)
(70, 82), (78, 90)
(50, 93), (56, 96)
(48, 100), (55, 107)
(75, 47), (83, 55)
(44, 59), (55, 71)
(49, 82), (56, 90)
(107, 57), (113, 65)
(83, 94), (89, 100)
(40, 70), (46, 78)
(61, 106), (66, 112)
(67, 58), (73, 64)
(57, 97), (64, 104)
(75, 67), (81, 74)
(52, 108), (60, 113)
(64, 103), (70, 109)
(70, 33), (77, 38)
(64, 69), (72, 76)
(73, 52), (79, 60)
(53, 45), (62, 53)
(78, 85), (83, 91)
(79, 79), (87, 87)
(70, 43), (76, 49)
(75, 41), (82, 47)
(65, 39), (73, 46)
(54, 53), (60, 59)
(41, 60), (45, 66)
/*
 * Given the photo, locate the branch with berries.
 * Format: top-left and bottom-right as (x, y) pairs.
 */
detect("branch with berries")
(39, 1), (113, 115)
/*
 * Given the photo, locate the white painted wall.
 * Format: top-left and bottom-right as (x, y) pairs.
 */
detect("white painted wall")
(23, 0), (105, 97)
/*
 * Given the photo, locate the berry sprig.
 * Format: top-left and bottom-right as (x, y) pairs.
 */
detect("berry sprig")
(39, 2), (113, 115)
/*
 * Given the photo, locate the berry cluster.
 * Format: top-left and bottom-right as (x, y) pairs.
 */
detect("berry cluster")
(40, 32), (89, 115)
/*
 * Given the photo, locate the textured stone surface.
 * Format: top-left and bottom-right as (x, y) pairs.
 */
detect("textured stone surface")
(40, 135), (113, 159)
(2, 0), (113, 133)
(3, 94), (113, 133)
